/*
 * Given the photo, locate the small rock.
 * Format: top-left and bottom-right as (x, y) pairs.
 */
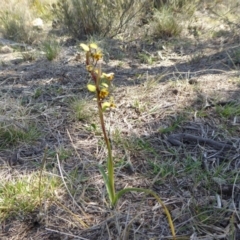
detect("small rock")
(32, 18), (44, 30)
(188, 79), (198, 85)
(172, 89), (178, 95)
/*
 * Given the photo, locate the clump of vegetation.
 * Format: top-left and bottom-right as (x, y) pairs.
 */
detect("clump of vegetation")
(42, 38), (60, 61)
(151, 6), (182, 38)
(0, 123), (40, 149)
(29, 0), (56, 20)
(0, 97), (41, 149)
(150, 0), (197, 38)
(0, 0), (54, 43)
(71, 99), (94, 121)
(51, 0), (148, 38)
(0, 6), (33, 43)
(0, 172), (60, 220)
(216, 103), (240, 119)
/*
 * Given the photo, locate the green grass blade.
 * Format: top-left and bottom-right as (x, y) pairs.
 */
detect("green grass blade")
(99, 165), (114, 204)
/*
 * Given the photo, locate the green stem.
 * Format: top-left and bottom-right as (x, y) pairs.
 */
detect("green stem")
(96, 88), (115, 204)
(38, 147), (48, 205)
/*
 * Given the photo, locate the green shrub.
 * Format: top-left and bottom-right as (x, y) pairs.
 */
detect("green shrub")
(52, 0), (147, 38)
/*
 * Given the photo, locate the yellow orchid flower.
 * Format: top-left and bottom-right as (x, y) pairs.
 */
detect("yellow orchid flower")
(91, 51), (103, 61)
(86, 65), (93, 72)
(101, 72), (114, 81)
(99, 88), (109, 99)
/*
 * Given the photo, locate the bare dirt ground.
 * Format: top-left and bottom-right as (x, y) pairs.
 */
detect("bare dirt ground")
(0, 8), (240, 240)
